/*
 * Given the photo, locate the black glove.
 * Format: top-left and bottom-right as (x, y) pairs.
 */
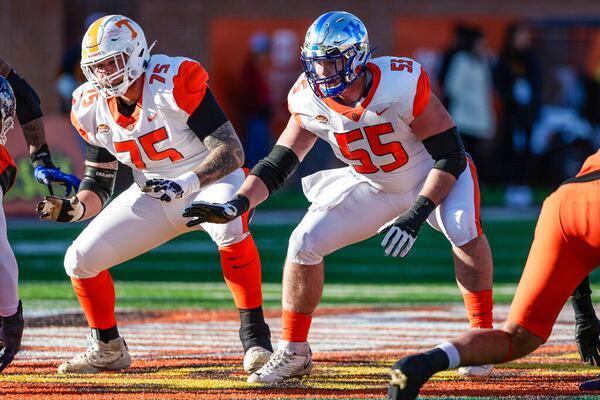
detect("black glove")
(30, 143), (55, 169)
(183, 194), (250, 227)
(378, 195), (436, 257)
(0, 301), (24, 372)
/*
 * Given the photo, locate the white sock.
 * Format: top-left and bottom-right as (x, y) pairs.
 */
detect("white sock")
(436, 342), (460, 369)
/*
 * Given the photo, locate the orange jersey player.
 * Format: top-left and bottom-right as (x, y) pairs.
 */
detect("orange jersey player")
(0, 55), (80, 371)
(36, 15), (272, 374)
(184, 11), (496, 384)
(388, 149), (600, 399)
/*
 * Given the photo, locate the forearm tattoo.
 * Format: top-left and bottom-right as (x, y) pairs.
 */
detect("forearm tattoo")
(21, 117), (47, 150)
(197, 121), (244, 187)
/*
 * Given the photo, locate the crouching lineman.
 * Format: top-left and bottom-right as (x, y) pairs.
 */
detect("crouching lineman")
(387, 149), (600, 399)
(184, 11), (495, 384)
(0, 56), (80, 371)
(36, 15), (272, 374)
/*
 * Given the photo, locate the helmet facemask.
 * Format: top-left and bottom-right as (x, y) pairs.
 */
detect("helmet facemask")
(80, 15), (154, 99)
(300, 11), (372, 99)
(81, 52), (132, 98)
(301, 43), (368, 98)
(0, 78), (16, 145)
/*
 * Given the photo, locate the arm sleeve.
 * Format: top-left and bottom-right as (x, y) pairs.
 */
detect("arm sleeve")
(85, 142), (117, 163)
(186, 88), (229, 141)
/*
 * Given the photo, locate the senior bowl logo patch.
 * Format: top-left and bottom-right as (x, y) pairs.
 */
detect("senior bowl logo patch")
(96, 124), (111, 135)
(315, 115), (328, 123)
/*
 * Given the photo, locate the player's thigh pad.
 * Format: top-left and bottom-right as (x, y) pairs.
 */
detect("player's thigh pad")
(287, 182), (414, 265)
(427, 160), (482, 247)
(64, 184), (183, 278)
(186, 169), (248, 247)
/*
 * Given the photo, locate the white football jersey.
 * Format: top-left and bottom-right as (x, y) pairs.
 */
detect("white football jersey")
(288, 56), (434, 193)
(71, 54), (211, 186)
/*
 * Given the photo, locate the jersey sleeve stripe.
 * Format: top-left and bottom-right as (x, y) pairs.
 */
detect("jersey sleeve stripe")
(412, 68), (431, 118)
(173, 60), (209, 116)
(287, 103), (304, 128)
(70, 110), (91, 143)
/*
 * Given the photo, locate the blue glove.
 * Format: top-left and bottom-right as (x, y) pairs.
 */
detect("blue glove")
(34, 166), (80, 196)
(31, 144), (80, 196)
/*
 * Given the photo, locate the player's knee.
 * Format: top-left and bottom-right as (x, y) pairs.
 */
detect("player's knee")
(501, 322), (543, 359)
(444, 209), (479, 247)
(287, 228), (324, 265)
(64, 244), (97, 278)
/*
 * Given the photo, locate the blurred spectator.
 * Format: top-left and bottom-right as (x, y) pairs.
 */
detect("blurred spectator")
(239, 32), (273, 167)
(494, 23), (542, 207)
(442, 25), (496, 180)
(55, 12), (104, 113)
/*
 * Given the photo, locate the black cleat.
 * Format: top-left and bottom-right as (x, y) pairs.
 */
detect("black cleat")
(0, 300), (24, 372)
(388, 354), (434, 400)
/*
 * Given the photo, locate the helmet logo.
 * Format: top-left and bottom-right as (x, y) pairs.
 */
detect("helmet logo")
(115, 18), (138, 39)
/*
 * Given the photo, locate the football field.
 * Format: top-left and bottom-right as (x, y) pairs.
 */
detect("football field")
(4, 208), (600, 399)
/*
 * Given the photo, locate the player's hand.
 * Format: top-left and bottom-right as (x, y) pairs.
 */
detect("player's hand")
(142, 172), (200, 202)
(36, 195), (85, 222)
(575, 318), (600, 366)
(378, 216), (421, 257)
(0, 301), (23, 372)
(33, 166), (80, 196)
(31, 144), (80, 196)
(183, 194), (250, 227)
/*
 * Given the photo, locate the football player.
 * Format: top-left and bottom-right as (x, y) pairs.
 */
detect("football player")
(387, 149), (600, 399)
(183, 11), (495, 383)
(36, 15), (272, 374)
(0, 56), (80, 372)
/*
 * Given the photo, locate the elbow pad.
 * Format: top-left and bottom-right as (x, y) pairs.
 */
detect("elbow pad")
(250, 145), (300, 195)
(78, 166), (117, 206)
(6, 69), (43, 125)
(422, 127), (467, 179)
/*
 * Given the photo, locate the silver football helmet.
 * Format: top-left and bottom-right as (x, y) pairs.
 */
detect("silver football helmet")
(0, 75), (16, 145)
(300, 11), (371, 98)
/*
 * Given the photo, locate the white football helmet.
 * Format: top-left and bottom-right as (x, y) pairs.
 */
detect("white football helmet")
(301, 11), (372, 98)
(0, 75), (16, 145)
(80, 15), (155, 98)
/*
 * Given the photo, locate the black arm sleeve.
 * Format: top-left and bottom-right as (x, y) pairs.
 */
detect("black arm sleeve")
(79, 166), (117, 206)
(85, 142), (117, 163)
(187, 88), (229, 141)
(6, 69), (43, 125)
(250, 145), (300, 195)
(422, 126), (467, 179)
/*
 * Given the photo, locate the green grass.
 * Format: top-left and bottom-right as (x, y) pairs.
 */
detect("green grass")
(10, 218), (537, 284)
(18, 281), (525, 310)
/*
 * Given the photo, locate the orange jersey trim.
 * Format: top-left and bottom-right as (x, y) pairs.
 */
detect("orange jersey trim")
(412, 69), (430, 118)
(0, 144), (16, 173)
(107, 84), (144, 129)
(173, 60), (209, 115)
(70, 110), (91, 144)
(322, 62), (382, 122)
(467, 157), (483, 236)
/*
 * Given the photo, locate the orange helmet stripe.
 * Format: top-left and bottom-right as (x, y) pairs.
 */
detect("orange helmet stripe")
(86, 15), (109, 54)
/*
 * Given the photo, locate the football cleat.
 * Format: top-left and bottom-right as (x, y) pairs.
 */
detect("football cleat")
(247, 341), (313, 384)
(457, 363), (493, 379)
(58, 336), (131, 374)
(243, 346), (272, 374)
(388, 354), (435, 400)
(0, 300), (24, 372)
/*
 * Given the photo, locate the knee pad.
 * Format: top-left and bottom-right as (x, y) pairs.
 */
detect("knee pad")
(443, 209), (480, 247)
(64, 244), (96, 279)
(287, 227), (324, 265)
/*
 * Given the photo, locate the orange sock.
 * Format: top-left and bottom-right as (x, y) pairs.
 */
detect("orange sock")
(70, 270), (116, 329)
(281, 309), (312, 342)
(219, 235), (263, 309)
(463, 290), (493, 329)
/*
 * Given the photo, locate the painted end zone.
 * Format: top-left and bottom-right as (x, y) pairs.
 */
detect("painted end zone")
(1, 305), (599, 399)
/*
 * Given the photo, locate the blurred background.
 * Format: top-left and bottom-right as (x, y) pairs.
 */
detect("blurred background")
(2, 0), (600, 289)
